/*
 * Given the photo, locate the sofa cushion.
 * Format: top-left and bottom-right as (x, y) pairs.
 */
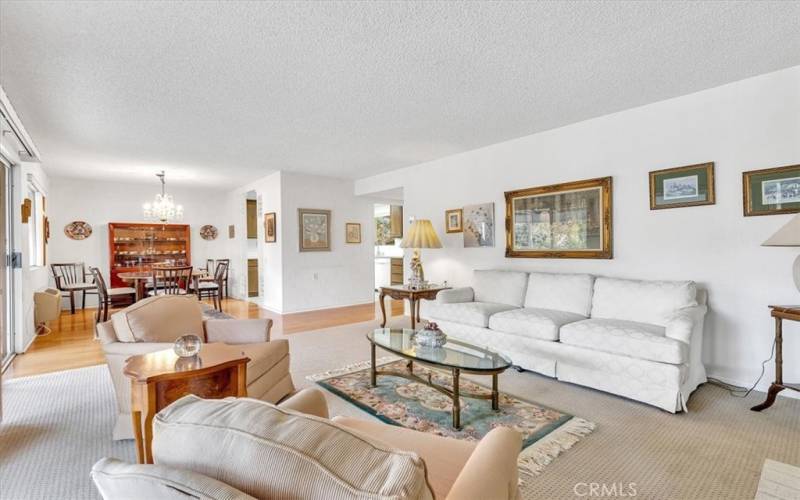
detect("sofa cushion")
(472, 270), (529, 307)
(560, 318), (688, 364)
(524, 272), (595, 317)
(426, 301), (518, 328)
(111, 295), (204, 343)
(590, 277), (697, 326)
(239, 340), (289, 385)
(153, 396), (434, 500)
(91, 457), (255, 500)
(488, 307), (585, 341)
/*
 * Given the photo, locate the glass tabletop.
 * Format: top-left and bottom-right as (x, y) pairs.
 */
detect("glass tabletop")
(367, 328), (512, 372)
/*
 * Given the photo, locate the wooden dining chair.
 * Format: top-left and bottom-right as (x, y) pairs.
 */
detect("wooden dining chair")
(147, 266), (193, 297)
(89, 267), (136, 323)
(51, 262), (98, 314)
(194, 261), (228, 311)
(217, 258), (230, 298)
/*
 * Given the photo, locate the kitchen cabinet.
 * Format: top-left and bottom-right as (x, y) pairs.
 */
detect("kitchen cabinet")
(247, 259), (259, 297)
(389, 205), (403, 239)
(246, 200), (257, 239)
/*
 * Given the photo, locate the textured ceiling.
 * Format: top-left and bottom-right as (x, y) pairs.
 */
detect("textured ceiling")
(1, 1), (799, 188)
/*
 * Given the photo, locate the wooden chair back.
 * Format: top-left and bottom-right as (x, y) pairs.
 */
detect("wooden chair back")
(206, 259), (215, 273)
(151, 266), (193, 295)
(51, 262), (88, 289)
(213, 261), (229, 284)
(216, 259), (230, 280)
(89, 267), (109, 303)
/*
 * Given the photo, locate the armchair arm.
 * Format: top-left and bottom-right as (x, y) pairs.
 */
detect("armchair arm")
(437, 287), (474, 304)
(204, 319), (272, 344)
(664, 304), (707, 344)
(446, 426), (521, 500)
(277, 388), (329, 419)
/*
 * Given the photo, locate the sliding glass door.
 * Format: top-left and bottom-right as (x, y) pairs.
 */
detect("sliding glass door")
(0, 159), (11, 369)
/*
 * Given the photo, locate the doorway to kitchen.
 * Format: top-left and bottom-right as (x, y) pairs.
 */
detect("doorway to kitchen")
(245, 190), (260, 301)
(374, 203), (404, 291)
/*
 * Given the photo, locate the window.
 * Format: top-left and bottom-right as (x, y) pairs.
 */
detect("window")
(27, 185), (44, 267)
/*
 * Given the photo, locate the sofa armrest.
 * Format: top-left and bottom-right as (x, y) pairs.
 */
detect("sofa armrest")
(204, 319), (272, 344)
(437, 287), (474, 304)
(446, 426), (521, 500)
(277, 388), (329, 419)
(664, 304), (707, 344)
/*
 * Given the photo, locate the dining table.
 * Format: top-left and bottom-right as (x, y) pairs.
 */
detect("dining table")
(117, 269), (211, 302)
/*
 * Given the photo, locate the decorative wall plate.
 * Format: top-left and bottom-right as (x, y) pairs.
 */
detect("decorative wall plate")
(64, 221), (92, 240)
(200, 225), (218, 240)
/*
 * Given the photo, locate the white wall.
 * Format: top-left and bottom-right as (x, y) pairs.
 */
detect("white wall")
(48, 177), (229, 307)
(355, 66), (800, 393)
(279, 173), (375, 313)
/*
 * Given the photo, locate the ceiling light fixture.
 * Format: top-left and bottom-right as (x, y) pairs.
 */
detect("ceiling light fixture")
(143, 170), (183, 222)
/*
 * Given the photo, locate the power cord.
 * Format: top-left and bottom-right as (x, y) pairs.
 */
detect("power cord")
(707, 339), (776, 398)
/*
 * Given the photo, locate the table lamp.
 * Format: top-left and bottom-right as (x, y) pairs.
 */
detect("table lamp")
(399, 219), (442, 286)
(762, 213), (800, 292)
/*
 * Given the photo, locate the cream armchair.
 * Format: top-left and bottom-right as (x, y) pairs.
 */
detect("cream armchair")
(92, 388), (522, 500)
(97, 295), (294, 440)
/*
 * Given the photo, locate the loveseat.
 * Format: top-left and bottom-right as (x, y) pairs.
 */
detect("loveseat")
(96, 295), (295, 440)
(423, 270), (707, 412)
(92, 388), (522, 500)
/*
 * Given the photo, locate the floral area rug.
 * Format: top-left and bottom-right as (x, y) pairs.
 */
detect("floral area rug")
(308, 358), (595, 477)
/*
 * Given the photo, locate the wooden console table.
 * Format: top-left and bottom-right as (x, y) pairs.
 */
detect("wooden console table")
(124, 343), (249, 463)
(751, 305), (800, 412)
(378, 284), (450, 330)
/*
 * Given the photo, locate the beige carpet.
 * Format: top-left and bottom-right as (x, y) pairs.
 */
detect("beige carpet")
(283, 317), (800, 500)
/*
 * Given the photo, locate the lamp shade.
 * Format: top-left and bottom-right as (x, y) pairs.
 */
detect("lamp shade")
(762, 213), (800, 247)
(400, 219), (442, 249)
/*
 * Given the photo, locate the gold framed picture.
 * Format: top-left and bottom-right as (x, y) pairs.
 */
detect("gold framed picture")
(505, 176), (612, 259)
(298, 208), (331, 251)
(228, 225), (235, 239)
(264, 212), (277, 243)
(345, 222), (361, 243)
(743, 164), (800, 217)
(649, 162), (715, 210)
(445, 209), (463, 233)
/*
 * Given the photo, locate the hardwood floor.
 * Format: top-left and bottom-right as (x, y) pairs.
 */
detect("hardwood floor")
(6, 297), (405, 379)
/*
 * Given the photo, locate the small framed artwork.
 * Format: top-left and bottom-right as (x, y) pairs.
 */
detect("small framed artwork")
(445, 209), (463, 233)
(649, 162), (715, 210)
(463, 203), (495, 247)
(505, 176), (612, 259)
(743, 164), (800, 217)
(298, 208), (331, 251)
(228, 225), (235, 239)
(264, 212), (277, 243)
(345, 222), (362, 243)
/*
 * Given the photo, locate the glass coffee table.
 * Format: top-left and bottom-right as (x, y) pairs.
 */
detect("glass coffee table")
(366, 328), (512, 429)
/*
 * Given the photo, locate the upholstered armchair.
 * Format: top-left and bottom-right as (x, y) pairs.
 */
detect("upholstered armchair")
(92, 388), (522, 500)
(96, 295), (294, 440)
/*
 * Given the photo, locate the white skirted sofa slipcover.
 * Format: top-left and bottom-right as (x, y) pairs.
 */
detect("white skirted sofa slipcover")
(423, 270), (707, 412)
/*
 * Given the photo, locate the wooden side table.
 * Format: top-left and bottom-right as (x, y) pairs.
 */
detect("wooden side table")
(751, 305), (800, 412)
(123, 343), (250, 463)
(378, 284), (450, 330)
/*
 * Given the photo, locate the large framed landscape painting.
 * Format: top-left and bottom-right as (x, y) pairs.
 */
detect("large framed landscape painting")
(743, 164), (800, 217)
(298, 208), (331, 251)
(505, 176), (612, 259)
(649, 162), (715, 210)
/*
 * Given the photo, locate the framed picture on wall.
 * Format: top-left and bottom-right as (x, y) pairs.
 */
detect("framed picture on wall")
(228, 225), (235, 239)
(649, 162), (715, 210)
(345, 222), (361, 243)
(463, 203), (494, 247)
(264, 212), (276, 243)
(298, 208), (331, 251)
(743, 164), (800, 216)
(505, 176), (612, 259)
(445, 208), (463, 233)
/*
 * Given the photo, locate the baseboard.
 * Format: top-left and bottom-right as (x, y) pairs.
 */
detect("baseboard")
(706, 371), (800, 401)
(282, 300), (376, 315)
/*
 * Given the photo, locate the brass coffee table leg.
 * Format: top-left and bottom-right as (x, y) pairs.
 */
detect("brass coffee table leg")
(492, 373), (499, 411)
(452, 368), (461, 429)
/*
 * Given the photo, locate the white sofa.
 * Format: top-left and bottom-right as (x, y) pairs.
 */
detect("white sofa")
(424, 270), (707, 412)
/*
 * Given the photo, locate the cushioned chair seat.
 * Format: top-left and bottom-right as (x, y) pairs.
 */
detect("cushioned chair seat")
(426, 302), (518, 328)
(147, 289), (190, 297)
(194, 282), (219, 290)
(61, 282), (96, 290)
(560, 318), (688, 364)
(488, 307), (585, 341)
(333, 416), (475, 500)
(108, 287), (136, 296)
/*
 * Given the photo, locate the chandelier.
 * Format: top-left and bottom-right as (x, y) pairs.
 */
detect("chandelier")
(142, 171), (183, 222)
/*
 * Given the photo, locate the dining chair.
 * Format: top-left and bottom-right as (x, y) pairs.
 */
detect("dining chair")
(51, 262), (98, 314)
(89, 267), (136, 323)
(206, 259), (215, 273)
(147, 266), (193, 297)
(194, 261), (228, 311)
(217, 258), (230, 298)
